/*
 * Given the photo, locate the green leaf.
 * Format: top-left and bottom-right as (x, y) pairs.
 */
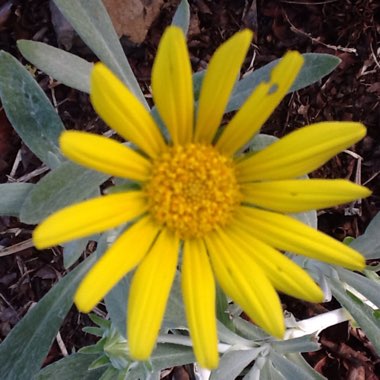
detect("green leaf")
(20, 161), (107, 224)
(338, 268), (380, 308)
(233, 316), (269, 341)
(283, 353), (326, 380)
(0, 256), (95, 380)
(17, 40), (92, 93)
(269, 351), (318, 380)
(149, 343), (195, 372)
(52, 0), (147, 107)
(0, 183), (34, 217)
(35, 353), (105, 380)
(350, 211), (380, 259)
(328, 277), (380, 355)
(247, 133), (278, 153)
(216, 283), (234, 331)
(271, 335), (320, 354)
(172, 0), (190, 35)
(105, 270), (186, 338)
(226, 53), (340, 113)
(63, 237), (91, 269)
(211, 349), (262, 380)
(0, 51), (65, 167)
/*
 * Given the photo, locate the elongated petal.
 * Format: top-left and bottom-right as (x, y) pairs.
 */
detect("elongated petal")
(236, 122), (366, 181)
(91, 63), (165, 158)
(75, 216), (160, 312)
(182, 239), (218, 369)
(194, 30), (253, 143)
(217, 52), (303, 156)
(128, 228), (180, 360)
(205, 230), (284, 338)
(60, 131), (152, 181)
(235, 206), (365, 270)
(225, 225), (323, 302)
(33, 192), (148, 249)
(241, 179), (371, 213)
(151, 26), (193, 145)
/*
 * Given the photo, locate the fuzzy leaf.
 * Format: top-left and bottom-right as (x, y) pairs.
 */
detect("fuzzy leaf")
(53, 0), (146, 106)
(0, 183), (34, 217)
(20, 162), (107, 224)
(0, 51), (64, 167)
(0, 256), (95, 380)
(17, 40), (92, 93)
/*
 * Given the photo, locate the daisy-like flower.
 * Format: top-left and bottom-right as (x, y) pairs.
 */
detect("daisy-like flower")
(33, 27), (370, 369)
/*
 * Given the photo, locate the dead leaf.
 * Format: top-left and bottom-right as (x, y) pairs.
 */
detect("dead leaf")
(103, 0), (165, 44)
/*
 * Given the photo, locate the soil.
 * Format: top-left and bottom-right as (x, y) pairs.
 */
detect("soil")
(0, 0), (379, 379)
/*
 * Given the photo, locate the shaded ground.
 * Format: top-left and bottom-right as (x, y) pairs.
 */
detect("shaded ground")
(0, 0), (379, 378)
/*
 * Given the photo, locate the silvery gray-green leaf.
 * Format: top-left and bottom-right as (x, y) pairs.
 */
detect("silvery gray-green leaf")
(233, 316), (269, 340)
(284, 353), (326, 380)
(17, 40), (92, 93)
(211, 349), (263, 380)
(338, 268), (380, 308)
(0, 51), (65, 167)
(52, 0), (147, 107)
(217, 321), (253, 346)
(247, 134), (278, 153)
(0, 256), (95, 380)
(271, 335), (320, 354)
(20, 161), (107, 224)
(172, 0), (190, 35)
(226, 53), (340, 113)
(63, 236), (93, 269)
(125, 344), (194, 378)
(250, 359), (284, 380)
(350, 211), (380, 259)
(0, 183), (34, 217)
(105, 270), (187, 337)
(35, 353), (105, 380)
(269, 351), (318, 380)
(328, 277), (380, 355)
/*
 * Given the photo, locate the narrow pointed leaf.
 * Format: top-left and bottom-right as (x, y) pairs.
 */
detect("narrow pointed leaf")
(227, 53), (340, 113)
(328, 277), (380, 355)
(350, 211), (380, 259)
(0, 183), (34, 217)
(0, 256), (95, 380)
(0, 51), (65, 167)
(35, 353), (105, 380)
(172, 0), (190, 35)
(53, 0), (146, 106)
(17, 40), (92, 93)
(20, 162), (107, 224)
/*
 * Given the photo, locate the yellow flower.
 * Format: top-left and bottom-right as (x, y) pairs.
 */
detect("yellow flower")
(33, 27), (370, 369)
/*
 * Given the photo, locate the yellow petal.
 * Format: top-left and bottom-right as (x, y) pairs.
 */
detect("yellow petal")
(225, 225), (324, 302)
(74, 216), (160, 312)
(241, 179), (371, 213)
(217, 52), (303, 156)
(128, 228), (180, 360)
(151, 26), (193, 145)
(194, 30), (253, 144)
(90, 63), (165, 158)
(235, 206), (365, 270)
(60, 131), (152, 181)
(236, 122), (366, 181)
(33, 191), (147, 249)
(182, 239), (219, 369)
(205, 229), (285, 338)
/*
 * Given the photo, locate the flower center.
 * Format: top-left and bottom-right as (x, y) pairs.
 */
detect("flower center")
(145, 143), (241, 239)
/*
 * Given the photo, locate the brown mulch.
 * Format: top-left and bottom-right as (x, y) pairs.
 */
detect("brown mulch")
(0, 0), (379, 378)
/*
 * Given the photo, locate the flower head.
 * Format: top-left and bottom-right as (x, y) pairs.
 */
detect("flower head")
(33, 27), (370, 369)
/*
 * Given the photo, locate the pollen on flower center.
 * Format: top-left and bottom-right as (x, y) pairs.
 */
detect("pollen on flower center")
(145, 143), (241, 239)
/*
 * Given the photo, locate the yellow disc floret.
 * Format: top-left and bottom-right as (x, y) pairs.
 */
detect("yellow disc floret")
(145, 144), (241, 239)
